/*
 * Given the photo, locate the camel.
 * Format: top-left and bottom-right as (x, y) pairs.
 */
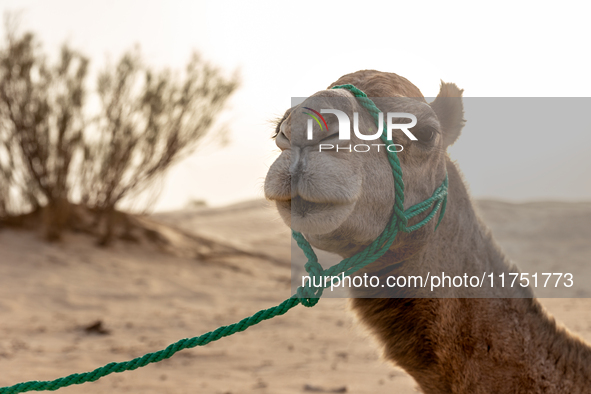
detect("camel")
(264, 70), (591, 393)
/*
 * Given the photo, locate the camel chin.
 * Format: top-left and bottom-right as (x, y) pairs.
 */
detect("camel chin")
(275, 198), (356, 235)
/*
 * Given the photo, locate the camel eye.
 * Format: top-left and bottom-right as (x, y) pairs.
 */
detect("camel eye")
(320, 132), (339, 143)
(413, 126), (437, 143)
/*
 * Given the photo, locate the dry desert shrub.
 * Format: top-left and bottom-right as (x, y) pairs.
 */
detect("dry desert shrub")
(0, 22), (238, 244)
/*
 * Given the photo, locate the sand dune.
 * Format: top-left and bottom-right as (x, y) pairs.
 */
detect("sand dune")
(1, 199), (590, 393)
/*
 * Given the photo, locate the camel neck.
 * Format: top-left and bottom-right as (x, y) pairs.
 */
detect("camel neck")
(351, 296), (591, 393)
(349, 161), (591, 393)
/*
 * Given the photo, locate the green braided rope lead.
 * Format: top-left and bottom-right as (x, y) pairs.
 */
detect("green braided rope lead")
(0, 297), (301, 394)
(0, 85), (448, 394)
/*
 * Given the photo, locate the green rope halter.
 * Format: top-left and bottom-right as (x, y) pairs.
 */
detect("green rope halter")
(0, 84), (448, 394)
(294, 84), (448, 306)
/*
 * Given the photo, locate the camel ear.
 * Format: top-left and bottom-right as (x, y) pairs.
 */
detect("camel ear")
(430, 81), (465, 148)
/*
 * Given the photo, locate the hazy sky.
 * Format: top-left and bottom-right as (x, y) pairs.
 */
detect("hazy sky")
(2, 0), (590, 210)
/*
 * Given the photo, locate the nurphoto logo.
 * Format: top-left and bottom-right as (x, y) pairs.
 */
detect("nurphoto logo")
(303, 108), (418, 153)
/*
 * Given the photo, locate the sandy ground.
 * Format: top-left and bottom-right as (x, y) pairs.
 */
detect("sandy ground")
(1, 199), (591, 393)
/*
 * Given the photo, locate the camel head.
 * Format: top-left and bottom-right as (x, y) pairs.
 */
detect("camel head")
(264, 70), (465, 257)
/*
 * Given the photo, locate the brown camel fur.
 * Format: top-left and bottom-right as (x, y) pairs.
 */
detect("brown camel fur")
(264, 70), (591, 393)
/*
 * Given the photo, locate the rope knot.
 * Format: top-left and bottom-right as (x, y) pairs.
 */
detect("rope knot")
(296, 259), (325, 307)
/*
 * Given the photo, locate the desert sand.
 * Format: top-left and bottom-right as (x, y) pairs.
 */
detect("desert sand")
(1, 199), (591, 393)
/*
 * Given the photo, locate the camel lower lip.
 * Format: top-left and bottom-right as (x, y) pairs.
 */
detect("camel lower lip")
(275, 196), (357, 235)
(289, 196), (335, 217)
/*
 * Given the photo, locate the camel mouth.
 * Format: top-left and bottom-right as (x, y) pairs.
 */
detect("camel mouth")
(290, 196), (334, 217)
(275, 196), (356, 235)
